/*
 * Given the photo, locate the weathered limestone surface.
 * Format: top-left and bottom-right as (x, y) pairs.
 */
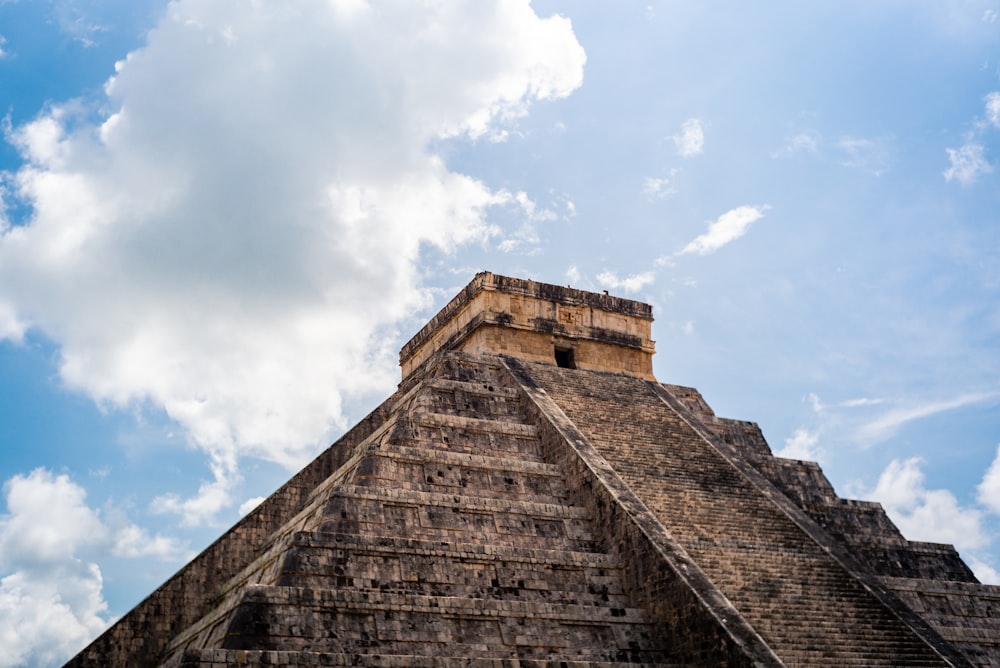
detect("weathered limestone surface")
(67, 272), (1000, 667)
(660, 384), (1000, 665)
(151, 355), (688, 666)
(401, 273), (656, 381)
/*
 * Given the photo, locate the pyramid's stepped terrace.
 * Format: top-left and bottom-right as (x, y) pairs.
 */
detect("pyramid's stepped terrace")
(657, 382), (1000, 665)
(510, 360), (966, 667)
(67, 272), (1000, 667)
(157, 355), (674, 666)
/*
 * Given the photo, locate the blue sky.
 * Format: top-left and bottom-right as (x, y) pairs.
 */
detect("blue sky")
(1, 1), (999, 665)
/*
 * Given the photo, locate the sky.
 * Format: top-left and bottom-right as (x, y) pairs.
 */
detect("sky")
(0, 1), (999, 665)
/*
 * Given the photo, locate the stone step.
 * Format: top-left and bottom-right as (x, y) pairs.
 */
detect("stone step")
(176, 649), (686, 668)
(775, 652), (948, 667)
(429, 377), (522, 398)
(379, 444), (560, 477)
(172, 648), (680, 667)
(523, 364), (952, 667)
(200, 587), (664, 660)
(415, 413), (539, 438)
(387, 414), (544, 460)
(433, 355), (508, 386)
(413, 378), (525, 420)
(322, 485), (590, 520)
(349, 447), (568, 503)
(318, 485), (596, 551)
(275, 531), (628, 606)
(284, 531), (621, 568)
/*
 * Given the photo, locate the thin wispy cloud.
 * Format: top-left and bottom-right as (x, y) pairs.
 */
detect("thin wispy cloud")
(672, 118), (704, 157)
(857, 391), (999, 444)
(944, 144), (992, 184)
(837, 136), (889, 175)
(643, 170), (678, 200)
(840, 397), (885, 408)
(596, 270), (655, 293)
(771, 132), (819, 158)
(679, 204), (770, 256)
(497, 191), (559, 254)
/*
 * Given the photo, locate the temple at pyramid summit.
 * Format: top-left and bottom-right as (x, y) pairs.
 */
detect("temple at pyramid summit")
(68, 272), (1000, 667)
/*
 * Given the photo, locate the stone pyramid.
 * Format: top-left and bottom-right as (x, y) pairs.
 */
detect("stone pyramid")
(67, 272), (1000, 667)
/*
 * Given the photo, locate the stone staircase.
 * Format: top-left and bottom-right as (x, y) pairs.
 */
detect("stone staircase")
(158, 355), (671, 667)
(522, 363), (959, 667)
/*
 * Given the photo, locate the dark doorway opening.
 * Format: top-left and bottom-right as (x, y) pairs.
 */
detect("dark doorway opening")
(554, 347), (576, 369)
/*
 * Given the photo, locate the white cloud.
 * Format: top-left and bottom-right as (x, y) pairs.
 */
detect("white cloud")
(151, 458), (235, 528)
(967, 556), (1000, 585)
(944, 143), (992, 184)
(0, 468), (183, 667)
(565, 265), (582, 286)
(0, 568), (107, 668)
(774, 427), (821, 460)
(642, 176), (675, 200)
(679, 204), (769, 256)
(839, 397), (884, 408)
(51, 2), (107, 47)
(984, 9), (999, 24)
(672, 118), (704, 157)
(497, 191), (557, 254)
(870, 458), (987, 553)
(0, 0), (585, 524)
(986, 91), (1000, 127)
(596, 270), (655, 294)
(238, 496), (266, 516)
(771, 132), (819, 158)
(0, 35), (7, 59)
(837, 136), (889, 175)
(856, 391), (999, 444)
(977, 445), (1000, 515)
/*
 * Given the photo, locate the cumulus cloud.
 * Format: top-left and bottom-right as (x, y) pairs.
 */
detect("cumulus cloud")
(0, 1), (585, 523)
(856, 391), (999, 445)
(238, 496), (266, 517)
(0, 468), (182, 667)
(774, 427), (821, 461)
(871, 457), (987, 553)
(944, 143), (992, 184)
(679, 204), (769, 256)
(977, 445), (1000, 514)
(596, 270), (655, 293)
(967, 557), (1000, 585)
(671, 118), (704, 157)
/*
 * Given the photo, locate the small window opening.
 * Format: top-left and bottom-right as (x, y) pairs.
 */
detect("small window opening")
(554, 347), (576, 369)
